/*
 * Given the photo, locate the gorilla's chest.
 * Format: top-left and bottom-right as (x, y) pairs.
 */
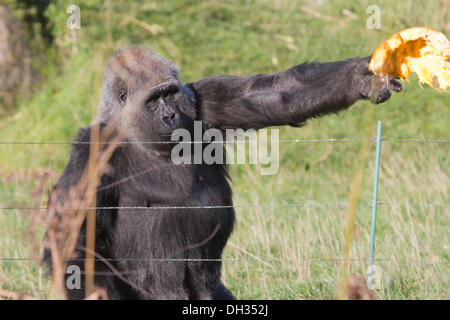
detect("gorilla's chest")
(117, 162), (232, 207)
(113, 162), (235, 253)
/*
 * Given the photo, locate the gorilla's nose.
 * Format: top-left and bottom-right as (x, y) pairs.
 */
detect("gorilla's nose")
(163, 111), (176, 120)
(161, 109), (178, 126)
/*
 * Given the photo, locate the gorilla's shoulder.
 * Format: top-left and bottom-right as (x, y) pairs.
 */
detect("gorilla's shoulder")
(72, 123), (123, 165)
(62, 126), (92, 168)
(74, 123), (112, 145)
(70, 125), (103, 157)
(75, 126), (92, 143)
(64, 124), (119, 177)
(70, 126), (94, 156)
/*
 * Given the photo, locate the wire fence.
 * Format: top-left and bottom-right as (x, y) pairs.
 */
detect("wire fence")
(0, 131), (448, 266)
(0, 257), (448, 263)
(1, 201), (448, 211)
(0, 137), (449, 144)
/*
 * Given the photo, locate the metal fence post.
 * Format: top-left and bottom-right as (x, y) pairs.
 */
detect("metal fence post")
(368, 121), (382, 289)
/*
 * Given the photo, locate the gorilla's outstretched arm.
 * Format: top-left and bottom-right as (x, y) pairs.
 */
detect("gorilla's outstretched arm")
(189, 57), (401, 130)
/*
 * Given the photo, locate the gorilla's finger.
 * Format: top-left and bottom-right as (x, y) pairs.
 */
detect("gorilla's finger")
(376, 89), (391, 104)
(389, 78), (402, 92)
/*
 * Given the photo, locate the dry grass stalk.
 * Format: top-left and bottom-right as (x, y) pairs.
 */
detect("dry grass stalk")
(120, 16), (164, 36)
(47, 228), (66, 299)
(300, 6), (347, 26)
(0, 288), (34, 300)
(85, 123), (100, 296)
(345, 275), (375, 300)
(336, 139), (370, 299)
(45, 123), (123, 299)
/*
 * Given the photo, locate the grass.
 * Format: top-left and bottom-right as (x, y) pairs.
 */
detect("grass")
(0, 0), (449, 299)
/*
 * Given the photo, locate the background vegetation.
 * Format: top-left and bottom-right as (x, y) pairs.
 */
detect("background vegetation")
(0, 0), (448, 299)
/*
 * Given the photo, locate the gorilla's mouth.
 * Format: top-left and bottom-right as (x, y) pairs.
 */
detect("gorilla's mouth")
(159, 133), (173, 138)
(158, 121), (183, 138)
(160, 119), (179, 133)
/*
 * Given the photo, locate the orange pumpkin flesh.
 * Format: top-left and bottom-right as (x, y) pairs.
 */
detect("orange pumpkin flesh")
(369, 27), (450, 90)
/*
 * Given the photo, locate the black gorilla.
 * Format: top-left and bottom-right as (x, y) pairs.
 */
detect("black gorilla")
(42, 47), (401, 299)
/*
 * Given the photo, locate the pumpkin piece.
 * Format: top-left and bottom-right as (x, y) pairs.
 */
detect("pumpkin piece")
(369, 27), (450, 90)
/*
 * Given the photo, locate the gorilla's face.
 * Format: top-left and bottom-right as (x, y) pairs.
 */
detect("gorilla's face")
(123, 80), (196, 148)
(141, 81), (192, 137)
(98, 48), (196, 147)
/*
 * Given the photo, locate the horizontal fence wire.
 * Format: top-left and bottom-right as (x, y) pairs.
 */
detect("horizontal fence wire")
(0, 136), (448, 267)
(0, 139), (369, 145)
(382, 138), (450, 143)
(1, 202), (448, 211)
(0, 137), (449, 145)
(1, 257), (448, 263)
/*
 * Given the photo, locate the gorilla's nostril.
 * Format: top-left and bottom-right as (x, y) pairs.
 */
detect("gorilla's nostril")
(163, 112), (176, 121)
(165, 112), (175, 119)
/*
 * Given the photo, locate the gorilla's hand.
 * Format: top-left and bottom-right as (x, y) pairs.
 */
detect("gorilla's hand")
(354, 57), (402, 104)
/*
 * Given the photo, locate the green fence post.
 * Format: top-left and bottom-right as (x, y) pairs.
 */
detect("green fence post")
(368, 121), (382, 289)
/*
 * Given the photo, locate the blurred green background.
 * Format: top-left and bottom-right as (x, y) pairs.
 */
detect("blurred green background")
(0, 0), (448, 299)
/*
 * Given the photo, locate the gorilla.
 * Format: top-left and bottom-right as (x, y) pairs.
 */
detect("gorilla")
(42, 47), (401, 300)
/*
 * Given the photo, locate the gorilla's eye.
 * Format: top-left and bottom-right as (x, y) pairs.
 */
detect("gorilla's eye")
(146, 93), (160, 104)
(118, 90), (127, 103)
(163, 86), (178, 99)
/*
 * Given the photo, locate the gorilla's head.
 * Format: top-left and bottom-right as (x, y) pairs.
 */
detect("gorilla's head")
(97, 47), (195, 145)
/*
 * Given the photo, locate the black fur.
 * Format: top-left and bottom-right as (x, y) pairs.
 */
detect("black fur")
(42, 48), (401, 300)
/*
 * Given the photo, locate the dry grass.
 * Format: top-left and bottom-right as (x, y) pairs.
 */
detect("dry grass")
(221, 142), (449, 299)
(0, 119), (448, 300)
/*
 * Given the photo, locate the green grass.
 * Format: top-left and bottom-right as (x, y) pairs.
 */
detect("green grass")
(0, 0), (449, 299)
